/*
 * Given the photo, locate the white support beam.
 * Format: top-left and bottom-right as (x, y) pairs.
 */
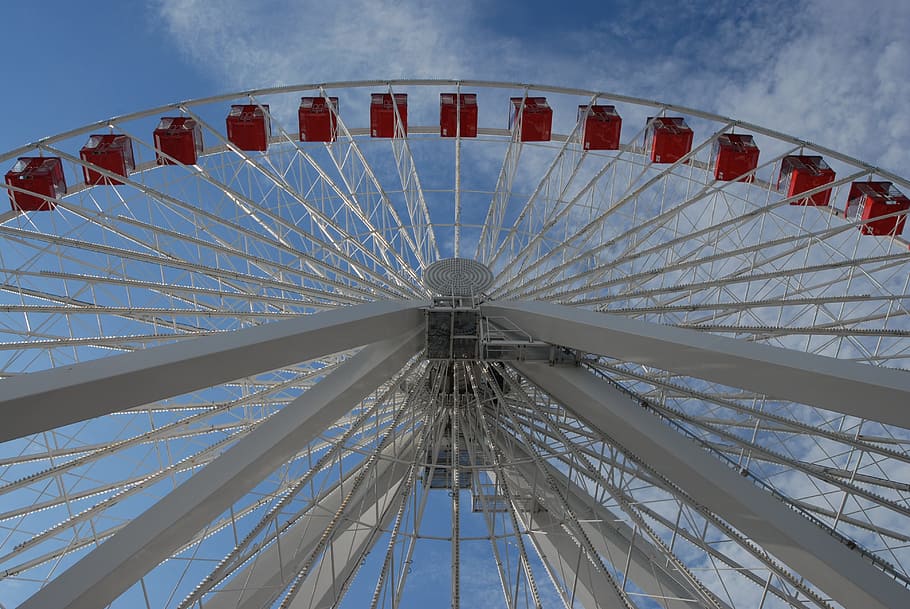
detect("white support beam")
(484, 300), (910, 429)
(204, 436), (413, 609)
(499, 451), (710, 609)
(284, 452), (410, 609)
(17, 326), (423, 609)
(513, 361), (910, 609)
(0, 299), (426, 442)
(522, 506), (633, 609)
(200, 475), (349, 609)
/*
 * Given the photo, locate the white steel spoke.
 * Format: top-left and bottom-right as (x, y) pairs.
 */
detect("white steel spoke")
(2, 80), (910, 609)
(476, 96), (525, 263)
(454, 83), (464, 258)
(56, 127), (410, 301)
(492, 122), (734, 299)
(488, 120), (660, 296)
(485, 99), (590, 271)
(386, 85), (440, 267)
(254, 97), (428, 288)
(0, 222), (346, 306)
(183, 107), (425, 295)
(319, 88), (431, 279)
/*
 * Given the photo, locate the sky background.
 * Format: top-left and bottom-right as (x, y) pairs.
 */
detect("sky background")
(0, 1), (908, 173)
(1, 4), (909, 607)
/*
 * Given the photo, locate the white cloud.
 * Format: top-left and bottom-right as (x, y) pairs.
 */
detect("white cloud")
(155, 0), (909, 173)
(710, 1), (910, 172)
(157, 0), (474, 86)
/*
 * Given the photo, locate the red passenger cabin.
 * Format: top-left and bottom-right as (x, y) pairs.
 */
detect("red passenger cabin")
(154, 117), (203, 165)
(440, 93), (478, 138)
(5, 157), (66, 211)
(778, 155), (835, 206)
(510, 97), (552, 142)
(226, 105), (270, 151)
(712, 133), (759, 182)
(578, 104), (621, 150)
(645, 117), (693, 164)
(299, 97), (338, 142)
(845, 181), (910, 236)
(370, 94), (407, 138)
(80, 134), (135, 185)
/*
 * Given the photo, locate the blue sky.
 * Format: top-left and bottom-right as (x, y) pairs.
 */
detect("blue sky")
(2, 3), (910, 608)
(1, 1), (908, 171)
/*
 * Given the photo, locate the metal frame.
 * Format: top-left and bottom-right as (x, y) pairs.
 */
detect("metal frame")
(515, 359), (910, 609)
(0, 300), (425, 440)
(484, 300), (910, 427)
(16, 327), (423, 609)
(2, 80), (909, 609)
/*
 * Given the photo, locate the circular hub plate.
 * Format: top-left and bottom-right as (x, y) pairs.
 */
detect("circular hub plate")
(424, 258), (494, 296)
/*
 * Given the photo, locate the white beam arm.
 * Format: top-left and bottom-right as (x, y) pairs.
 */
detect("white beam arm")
(0, 299), (426, 442)
(523, 507), (633, 609)
(206, 436), (413, 609)
(514, 361), (910, 609)
(285, 452), (410, 609)
(484, 300), (910, 429)
(18, 326), (424, 609)
(204, 473), (352, 609)
(499, 450), (711, 609)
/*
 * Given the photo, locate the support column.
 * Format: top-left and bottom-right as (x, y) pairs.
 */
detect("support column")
(498, 450), (710, 609)
(514, 361), (910, 609)
(523, 506), (629, 609)
(284, 449), (412, 609)
(19, 326), (424, 609)
(204, 434), (414, 609)
(0, 299), (426, 441)
(483, 300), (910, 428)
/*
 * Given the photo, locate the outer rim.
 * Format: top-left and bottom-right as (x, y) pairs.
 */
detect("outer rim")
(0, 79), (902, 189)
(1, 79), (909, 609)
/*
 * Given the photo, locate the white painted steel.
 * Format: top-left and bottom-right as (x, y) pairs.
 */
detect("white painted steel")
(524, 507), (628, 609)
(514, 361), (910, 609)
(500, 462), (703, 609)
(17, 327), (423, 609)
(498, 430), (716, 609)
(208, 436), (414, 609)
(2, 80), (910, 609)
(485, 300), (910, 428)
(0, 300), (424, 441)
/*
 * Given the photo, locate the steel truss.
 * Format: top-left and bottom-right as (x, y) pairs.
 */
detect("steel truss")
(1, 81), (909, 609)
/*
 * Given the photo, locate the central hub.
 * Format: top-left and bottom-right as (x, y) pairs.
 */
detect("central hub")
(423, 258), (489, 361)
(423, 257), (494, 297)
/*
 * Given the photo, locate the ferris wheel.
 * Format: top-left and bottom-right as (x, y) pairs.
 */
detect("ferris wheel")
(1, 79), (910, 609)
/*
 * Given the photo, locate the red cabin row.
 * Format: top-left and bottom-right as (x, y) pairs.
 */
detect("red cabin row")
(510, 97), (552, 142)
(440, 93), (478, 138)
(371, 94), (408, 138)
(845, 181), (909, 236)
(5, 157), (66, 211)
(712, 134), (759, 182)
(778, 155), (836, 206)
(226, 104), (271, 151)
(646, 117), (693, 164)
(299, 97), (338, 142)
(80, 134), (135, 185)
(579, 105), (621, 150)
(154, 117), (203, 165)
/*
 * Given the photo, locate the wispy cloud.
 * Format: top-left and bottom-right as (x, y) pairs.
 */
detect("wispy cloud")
(155, 0), (909, 172)
(157, 0), (475, 85)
